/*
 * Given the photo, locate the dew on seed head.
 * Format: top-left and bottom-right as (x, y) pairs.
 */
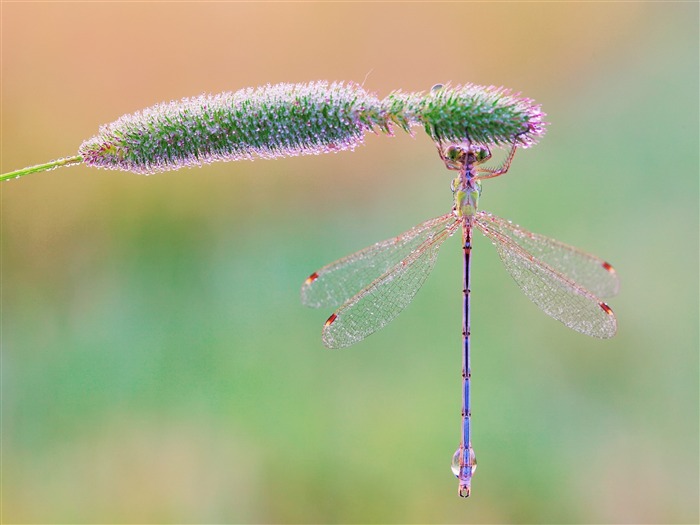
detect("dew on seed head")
(74, 81), (545, 175)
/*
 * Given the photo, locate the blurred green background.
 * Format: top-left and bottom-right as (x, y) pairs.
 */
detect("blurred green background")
(2, 3), (697, 523)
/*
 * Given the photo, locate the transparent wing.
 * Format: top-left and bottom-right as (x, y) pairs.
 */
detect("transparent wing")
(476, 212), (619, 298)
(321, 217), (460, 348)
(475, 213), (617, 338)
(302, 213), (456, 309)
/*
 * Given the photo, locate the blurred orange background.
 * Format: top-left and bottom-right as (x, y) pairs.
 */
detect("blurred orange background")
(2, 2), (698, 523)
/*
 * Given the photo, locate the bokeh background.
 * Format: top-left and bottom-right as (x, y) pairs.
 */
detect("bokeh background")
(2, 2), (698, 523)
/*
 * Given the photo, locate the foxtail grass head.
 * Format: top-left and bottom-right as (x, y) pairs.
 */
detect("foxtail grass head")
(1, 80), (546, 181)
(422, 83), (545, 147)
(381, 83), (546, 148)
(79, 81), (380, 175)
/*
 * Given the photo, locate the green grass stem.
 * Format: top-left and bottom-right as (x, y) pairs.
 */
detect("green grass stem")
(0, 155), (83, 182)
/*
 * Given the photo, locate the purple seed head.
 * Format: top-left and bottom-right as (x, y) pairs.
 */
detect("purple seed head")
(79, 81), (382, 174)
(77, 81), (546, 176)
(384, 83), (547, 148)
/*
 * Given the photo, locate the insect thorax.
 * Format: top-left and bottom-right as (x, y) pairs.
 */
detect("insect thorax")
(453, 177), (481, 218)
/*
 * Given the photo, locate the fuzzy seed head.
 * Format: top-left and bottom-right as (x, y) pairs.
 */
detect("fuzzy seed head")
(79, 82), (381, 174)
(386, 83), (546, 148)
(76, 81), (546, 176)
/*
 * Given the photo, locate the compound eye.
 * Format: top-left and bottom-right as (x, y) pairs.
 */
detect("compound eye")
(446, 145), (462, 161)
(443, 145), (467, 169)
(475, 146), (491, 162)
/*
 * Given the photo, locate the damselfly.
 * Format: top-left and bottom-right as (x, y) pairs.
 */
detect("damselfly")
(301, 141), (619, 497)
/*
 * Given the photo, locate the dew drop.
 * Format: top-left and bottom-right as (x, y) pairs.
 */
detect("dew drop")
(451, 446), (477, 477)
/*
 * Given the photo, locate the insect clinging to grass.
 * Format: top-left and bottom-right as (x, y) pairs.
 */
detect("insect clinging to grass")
(2, 80), (617, 498)
(300, 131), (619, 496)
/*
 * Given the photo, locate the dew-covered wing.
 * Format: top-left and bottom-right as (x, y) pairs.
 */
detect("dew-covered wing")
(301, 213), (455, 309)
(476, 212), (619, 298)
(321, 217), (459, 348)
(475, 213), (617, 338)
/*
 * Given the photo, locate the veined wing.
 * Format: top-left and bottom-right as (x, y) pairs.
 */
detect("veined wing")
(320, 216), (460, 348)
(475, 213), (617, 338)
(475, 212), (619, 298)
(302, 213), (456, 309)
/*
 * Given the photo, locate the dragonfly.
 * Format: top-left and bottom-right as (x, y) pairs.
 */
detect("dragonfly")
(301, 140), (619, 497)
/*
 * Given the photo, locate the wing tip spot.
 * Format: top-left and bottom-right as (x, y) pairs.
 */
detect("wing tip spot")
(601, 261), (616, 274)
(305, 272), (319, 285)
(599, 302), (614, 316)
(325, 313), (338, 327)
